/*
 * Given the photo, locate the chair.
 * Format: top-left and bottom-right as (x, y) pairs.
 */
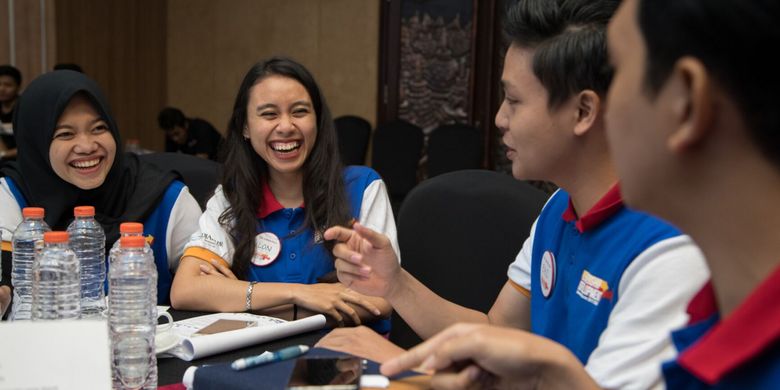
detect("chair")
(426, 123), (483, 178)
(334, 115), (372, 166)
(139, 152), (221, 210)
(371, 119), (424, 216)
(390, 170), (549, 349)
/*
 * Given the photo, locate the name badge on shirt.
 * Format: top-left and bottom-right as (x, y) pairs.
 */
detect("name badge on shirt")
(540, 251), (556, 298)
(252, 232), (281, 267)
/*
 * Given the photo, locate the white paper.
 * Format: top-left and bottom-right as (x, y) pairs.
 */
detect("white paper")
(0, 320), (112, 390)
(162, 312), (326, 361)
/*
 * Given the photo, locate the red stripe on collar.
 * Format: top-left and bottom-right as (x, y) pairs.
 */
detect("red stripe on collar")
(257, 181), (285, 218)
(685, 281), (718, 325)
(561, 183), (624, 233)
(679, 265), (780, 384)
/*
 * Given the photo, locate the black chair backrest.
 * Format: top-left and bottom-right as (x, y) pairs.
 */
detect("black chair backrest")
(391, 169), (549, 349)
(139, 152), (221, 210)
(426, 123), (483, 178)
(334, 115), (372, 166)
(371, 119), (424, 214)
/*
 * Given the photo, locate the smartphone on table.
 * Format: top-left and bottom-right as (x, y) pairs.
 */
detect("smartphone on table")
(286, 356), (364, 390)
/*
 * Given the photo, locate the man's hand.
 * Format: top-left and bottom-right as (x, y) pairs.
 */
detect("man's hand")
(324, 223), (402, 299)
(382, 323), (599, 390)
(316, 325), (407, 363)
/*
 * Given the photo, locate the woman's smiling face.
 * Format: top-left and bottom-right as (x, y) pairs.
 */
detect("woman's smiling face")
(49, 94), (116, 189)
(243, 75), (317, 179)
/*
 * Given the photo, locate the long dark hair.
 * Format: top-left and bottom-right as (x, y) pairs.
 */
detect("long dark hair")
(219, 57), (352, 278)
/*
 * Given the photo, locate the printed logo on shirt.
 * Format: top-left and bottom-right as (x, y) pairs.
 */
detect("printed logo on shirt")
(145, 235), (154, 246)
(576, 270), (613, 306)
(191, 232), (224, 251)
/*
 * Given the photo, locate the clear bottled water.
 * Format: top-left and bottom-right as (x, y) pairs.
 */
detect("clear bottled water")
(31, 231), (81, 320)
(110, 235), (157, 389)
(67, 206), (106, 318)
(108, 222), (156, 321)
(108, 223), (151, 264)
(10, 207), (51, 321)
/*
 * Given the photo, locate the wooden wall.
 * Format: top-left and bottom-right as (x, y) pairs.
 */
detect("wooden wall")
(55, 0), (167, 151)
(3, 0), (378, 152)
(0, 0), (57, 90)
(167, 0), (380, 136)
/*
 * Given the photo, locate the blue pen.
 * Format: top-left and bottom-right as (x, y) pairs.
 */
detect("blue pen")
(231, 345), (310, 371)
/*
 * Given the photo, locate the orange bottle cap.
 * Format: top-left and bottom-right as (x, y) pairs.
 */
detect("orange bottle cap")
(120, 236), (145, 248)
(22, 207), (45, 218)
(120, 222), (144, 234)
(44, 231), (69, 243)
(74, 206), (95, 217)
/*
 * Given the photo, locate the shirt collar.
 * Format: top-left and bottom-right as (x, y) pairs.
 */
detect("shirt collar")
(256, 181), (304, 218)
(561, 183), (624, 233)
(685, 281), (718, 325)
(678, 264), (780, 384)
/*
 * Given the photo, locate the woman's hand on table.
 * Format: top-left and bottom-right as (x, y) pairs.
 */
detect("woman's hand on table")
(292, 283), (381, 326)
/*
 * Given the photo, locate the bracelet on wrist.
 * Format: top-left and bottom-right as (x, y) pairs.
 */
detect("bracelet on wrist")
(245, 281), (258, 311)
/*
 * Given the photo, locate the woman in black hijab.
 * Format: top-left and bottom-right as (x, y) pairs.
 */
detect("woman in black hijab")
(0, 70), (202, 316)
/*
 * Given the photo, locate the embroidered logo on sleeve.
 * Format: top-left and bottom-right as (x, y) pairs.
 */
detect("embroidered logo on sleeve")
(576, 270), (613, 305)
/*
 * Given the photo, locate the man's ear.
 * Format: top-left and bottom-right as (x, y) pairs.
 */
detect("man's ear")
(667, 56), (714, 152)
(573, 90), (601, 136)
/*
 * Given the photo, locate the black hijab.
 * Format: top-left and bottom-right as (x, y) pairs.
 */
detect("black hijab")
(0, 70), (179, 245)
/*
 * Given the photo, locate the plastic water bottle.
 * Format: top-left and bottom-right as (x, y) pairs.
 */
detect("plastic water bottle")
(108, 223), (151, 265)
(110, 235), (158, 389)
(31, 231), (81, 320)
(67, 206), (106, 318)
(10, 207), (51, 321)
(108, 222), (156, 314)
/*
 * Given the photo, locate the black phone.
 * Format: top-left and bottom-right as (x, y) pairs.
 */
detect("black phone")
(286, 356), (364, 390)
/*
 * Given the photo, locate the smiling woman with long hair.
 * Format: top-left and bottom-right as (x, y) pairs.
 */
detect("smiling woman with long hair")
(171, 58), (397, 331)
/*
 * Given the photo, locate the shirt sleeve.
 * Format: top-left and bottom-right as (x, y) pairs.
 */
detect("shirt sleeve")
(584, 235), (710, 390)
(0, 178), (22, 246)
(358, 179), (401, 261)
(182, 185), (235, 267)
(165, 186), (203, 271)
(0, 178), (23, 288)
(506, 219), (538, 293)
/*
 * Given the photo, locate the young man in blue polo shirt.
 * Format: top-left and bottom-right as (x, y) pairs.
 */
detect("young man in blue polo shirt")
(607, 0), (780, 387)
(320, 0), (709, 388)
(377, 0), (780, 388)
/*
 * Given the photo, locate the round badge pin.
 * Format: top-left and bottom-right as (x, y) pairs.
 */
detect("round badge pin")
(252, 232), (281, 267)
(540, 251), (556, 298)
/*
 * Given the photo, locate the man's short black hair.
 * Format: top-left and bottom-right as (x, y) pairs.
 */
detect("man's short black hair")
(503, 0), (619, 108)
(158, 107), (187, 130)
(638, 0), (780, 167)
(0, 65), (22, 86)
(53, 63), (84, 73)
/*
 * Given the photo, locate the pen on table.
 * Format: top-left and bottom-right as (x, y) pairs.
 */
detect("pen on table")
(231, 345), (310, 371)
